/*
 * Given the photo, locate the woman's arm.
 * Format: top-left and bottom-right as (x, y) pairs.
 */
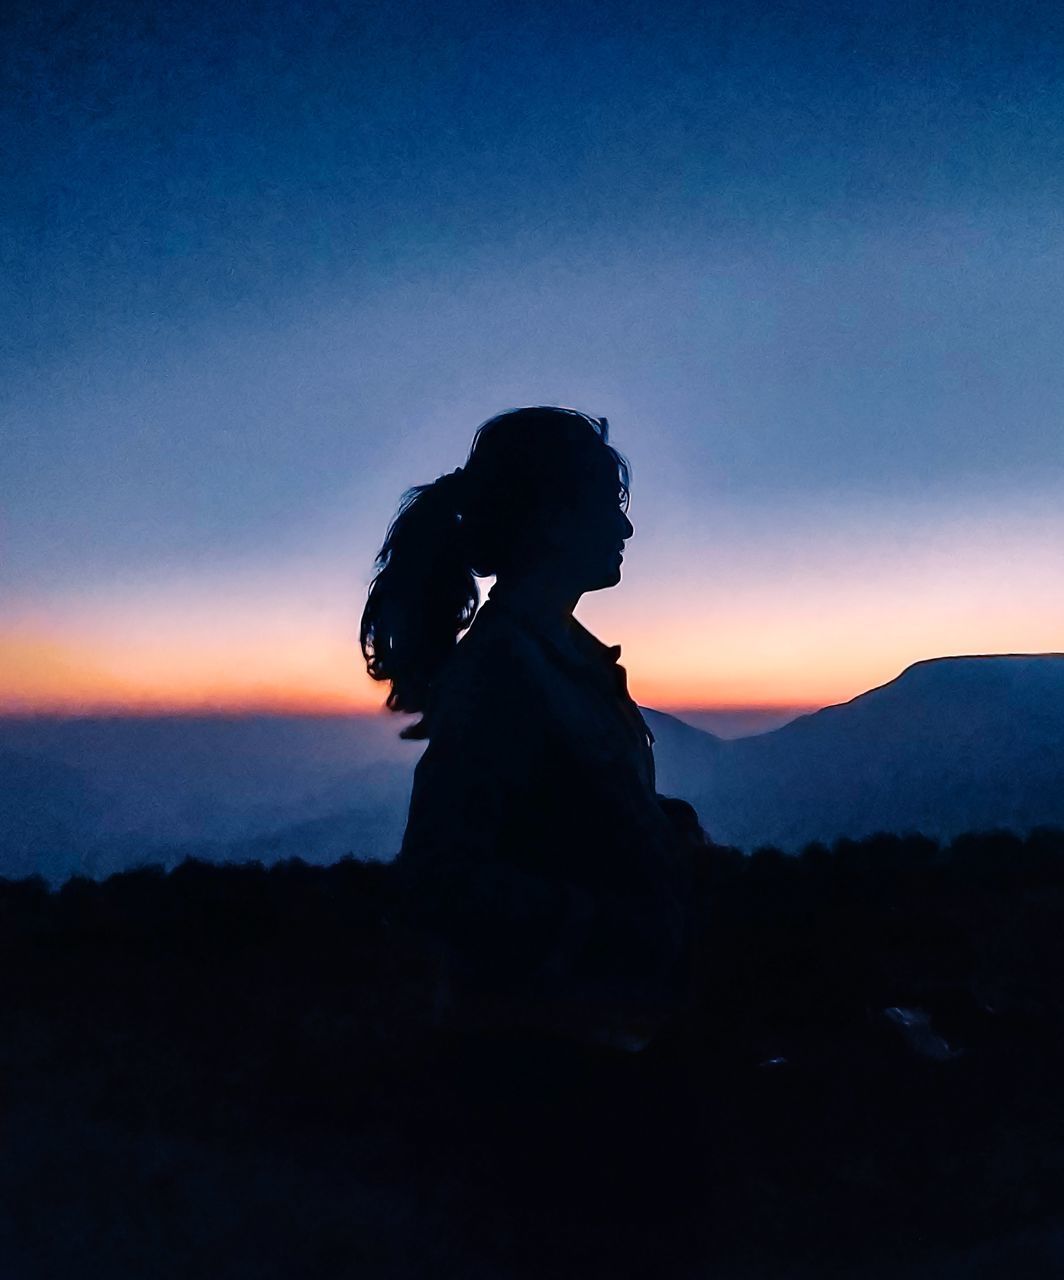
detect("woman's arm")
(657, 794), (712, 849)
(395, 634), (585, 979)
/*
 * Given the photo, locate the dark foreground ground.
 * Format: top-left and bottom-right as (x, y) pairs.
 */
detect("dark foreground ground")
(2, 829), (1064, 1278)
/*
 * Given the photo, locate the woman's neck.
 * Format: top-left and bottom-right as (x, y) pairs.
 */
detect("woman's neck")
(491, 571), (581, 631)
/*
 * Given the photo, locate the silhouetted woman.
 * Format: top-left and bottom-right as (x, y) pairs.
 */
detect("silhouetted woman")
(361, 407), (703, 1047)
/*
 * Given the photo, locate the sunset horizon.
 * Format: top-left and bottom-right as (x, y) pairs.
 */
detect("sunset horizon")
(4, 638), (1060, 721)
(6, 2), (1064, 1265)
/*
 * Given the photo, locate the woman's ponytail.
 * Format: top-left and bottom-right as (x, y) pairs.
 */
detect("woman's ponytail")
(360, 469), (477, 736)
(361, 407), (628, 735)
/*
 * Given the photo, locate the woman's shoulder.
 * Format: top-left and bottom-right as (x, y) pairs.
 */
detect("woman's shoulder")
(452, 600), (547, 675)
(426, 601), (549, 723)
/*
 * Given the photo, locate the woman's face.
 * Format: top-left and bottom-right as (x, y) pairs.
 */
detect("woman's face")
(551, 454), (634, 594)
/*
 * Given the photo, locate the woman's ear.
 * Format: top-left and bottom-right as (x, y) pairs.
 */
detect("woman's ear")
(525, 500), (573, 559)
(539, 516), (571, 555)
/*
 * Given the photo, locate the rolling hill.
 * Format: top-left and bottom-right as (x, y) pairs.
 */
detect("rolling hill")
(2, 653), (1062, 879)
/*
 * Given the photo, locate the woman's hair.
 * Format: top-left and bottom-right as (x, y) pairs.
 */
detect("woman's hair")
(360, 406), (630, 733)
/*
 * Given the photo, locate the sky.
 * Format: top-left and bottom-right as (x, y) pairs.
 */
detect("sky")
(4, 0), (1064, 716)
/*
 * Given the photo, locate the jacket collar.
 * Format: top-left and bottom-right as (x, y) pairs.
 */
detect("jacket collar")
(483, 585), (655, 749)
(484, 584), (623, 674)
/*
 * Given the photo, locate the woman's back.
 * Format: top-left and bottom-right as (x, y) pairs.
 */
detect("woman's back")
(396, 586), (692, 1021)
(361, 407), (703, 1043)
(402, 587), (674, 877)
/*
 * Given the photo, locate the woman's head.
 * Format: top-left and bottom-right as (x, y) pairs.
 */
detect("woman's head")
(458, 406), (632, 587)
(360, 406), (632, 722)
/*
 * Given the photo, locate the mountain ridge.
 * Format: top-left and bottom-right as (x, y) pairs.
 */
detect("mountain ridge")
(3, 652), (1063, 879)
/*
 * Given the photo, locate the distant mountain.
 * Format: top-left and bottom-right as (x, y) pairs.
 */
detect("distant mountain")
(641, 708), (723, 801)
(2, 654), (1062, 879)
(669, 706), (812, 739)
(0, 715), (424, 882)
(0, 751), (110, 882)
(655, 654), (1064, 851)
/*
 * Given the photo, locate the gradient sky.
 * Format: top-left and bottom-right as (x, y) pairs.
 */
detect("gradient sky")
(4, 0), (1063, 714)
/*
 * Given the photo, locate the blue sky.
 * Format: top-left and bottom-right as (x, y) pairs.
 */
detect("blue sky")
(4, 0), (1063, 710)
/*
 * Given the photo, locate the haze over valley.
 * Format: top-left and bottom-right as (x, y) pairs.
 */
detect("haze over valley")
(3, 652), (1061, 884)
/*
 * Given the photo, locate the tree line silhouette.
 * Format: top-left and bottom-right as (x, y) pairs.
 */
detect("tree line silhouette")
(2, 826), (1064, 1278)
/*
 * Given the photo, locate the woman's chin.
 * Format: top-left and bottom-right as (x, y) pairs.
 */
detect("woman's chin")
(589, 565), (623, 591)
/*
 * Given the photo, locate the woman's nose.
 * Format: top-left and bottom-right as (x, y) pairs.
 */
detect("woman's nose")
(621, 512), (634, 540)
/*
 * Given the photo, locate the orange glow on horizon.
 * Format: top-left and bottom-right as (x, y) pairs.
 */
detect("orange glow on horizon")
(0, 630), (381, 717)
(5, 620), (1061, 720)
(5, 499), (1062, 719)
(0, 621), (866, 716)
